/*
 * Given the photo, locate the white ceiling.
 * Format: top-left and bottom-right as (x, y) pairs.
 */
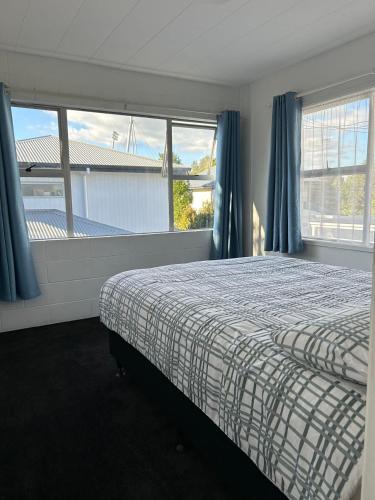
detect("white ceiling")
(1, 0), (375, 86)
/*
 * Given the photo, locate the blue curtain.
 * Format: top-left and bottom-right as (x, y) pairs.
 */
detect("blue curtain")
(212, 110), (243, 259)
(265, 91), (303, 254)
(0, 83), (40, 301)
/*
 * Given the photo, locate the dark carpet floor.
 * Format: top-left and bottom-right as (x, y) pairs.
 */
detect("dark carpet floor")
(0, 318), (232, 500)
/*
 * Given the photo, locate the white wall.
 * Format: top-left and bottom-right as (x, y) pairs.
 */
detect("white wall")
(0, 49), (238, 332)
(0, 231), (213, 333)
(71, 175), (86, 217)
(0, 49), (239, 114)
(24, 171), (169, 233)
(82, 171), (169, 233)
(191, 190), (212, 211)
(243, 31), (375, 271)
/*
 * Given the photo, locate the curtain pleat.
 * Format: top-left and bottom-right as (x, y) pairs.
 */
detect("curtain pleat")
(265, 92), (303, 254)
(0, 83), (40, 301)
(212, 110), (243, 259)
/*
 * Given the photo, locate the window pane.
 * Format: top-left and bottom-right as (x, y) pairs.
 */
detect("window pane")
(173, 179), (214, 231)
(67, 110), (168, 236)
(172, 125), (216, 231)
(21, 178), (67, 239)
(11, 107), (62, 171)
(301, 95), (371, 245)
(172, 125), (216, 175)
(369, 165), (375, 245)
(302, 97), (369, 171)
(22, 182), (64, 197)
(301, 174), (365, 242)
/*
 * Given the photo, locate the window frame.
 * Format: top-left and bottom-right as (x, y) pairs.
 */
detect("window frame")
(169, 119), (217, 231)
(301, 92), (375, 247)
(12, 102), (217, 240)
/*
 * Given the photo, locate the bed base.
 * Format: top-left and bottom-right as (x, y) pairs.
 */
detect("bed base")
(108, 328), (287, 499)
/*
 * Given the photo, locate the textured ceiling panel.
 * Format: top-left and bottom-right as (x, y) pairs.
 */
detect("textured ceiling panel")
(1, 0), (375, 85)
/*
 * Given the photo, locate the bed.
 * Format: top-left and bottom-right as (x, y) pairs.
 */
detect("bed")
(99, 256), (370, 500)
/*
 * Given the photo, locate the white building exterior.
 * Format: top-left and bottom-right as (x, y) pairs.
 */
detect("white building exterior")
(70, 171), (169, 233)
(17, 136), (198, 237)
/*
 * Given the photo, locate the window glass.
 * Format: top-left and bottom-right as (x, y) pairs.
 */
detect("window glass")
(12, 104), (216, 240)
(301, 95), (373, 246)
(173, 179), (215, 231)
(302, 97), (369, 171)
(21, 178), (67, 239)
(11, 106), (62, 171)
(67, 110), (168, 236)
(12, 106), (67, 239)
(21, 182), (64, 197)
(301, 174), (365, 242)
(172, 125), (216, 175)
(171, 125), (216, 231)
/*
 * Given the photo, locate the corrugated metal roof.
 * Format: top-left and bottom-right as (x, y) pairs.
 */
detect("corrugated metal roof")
(16, 135), (188, 172)
(25, 209), (131, 239)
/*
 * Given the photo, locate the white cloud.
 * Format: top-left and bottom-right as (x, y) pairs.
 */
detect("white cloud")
(302, 101), (369, 170)
(65, 110), (215, 161)
(26, 120), (58, 136)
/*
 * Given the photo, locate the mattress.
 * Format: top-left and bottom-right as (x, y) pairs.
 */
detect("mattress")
(99, 256), (370, 500)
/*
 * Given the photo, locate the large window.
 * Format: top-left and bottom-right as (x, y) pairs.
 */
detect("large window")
(301, 93), (374, 246)
(12, 105), (216, 240)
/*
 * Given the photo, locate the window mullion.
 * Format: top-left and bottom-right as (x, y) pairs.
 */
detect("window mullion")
(166, 118), (174, 232)
(363, 95), (375, 246)
(58, 108), (74, 238)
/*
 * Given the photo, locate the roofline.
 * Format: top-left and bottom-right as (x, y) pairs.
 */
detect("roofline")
(16, 135), (176, 165)
(16, 135), (54, 142)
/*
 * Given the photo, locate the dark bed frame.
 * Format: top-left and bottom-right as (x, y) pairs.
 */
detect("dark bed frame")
(108, 328), (287, 499)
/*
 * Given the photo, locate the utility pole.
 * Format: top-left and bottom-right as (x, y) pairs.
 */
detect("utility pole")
(126, 117), (136, 153)
(161, 140), (168, 177)
(112, 130), (119, 149)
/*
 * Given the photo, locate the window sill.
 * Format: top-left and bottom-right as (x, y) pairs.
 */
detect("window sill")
(303, 238), (373, 253)
(29, 228), (213, 243)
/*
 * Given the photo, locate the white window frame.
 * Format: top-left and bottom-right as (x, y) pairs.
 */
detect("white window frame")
(12, 102), (217, 239)
(301, 92), (375, 248)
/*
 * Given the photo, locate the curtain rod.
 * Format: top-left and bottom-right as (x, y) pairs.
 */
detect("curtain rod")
(5, 85), (221, 121)
(266, 71), (375, 107)
(296, 70), (375, 98)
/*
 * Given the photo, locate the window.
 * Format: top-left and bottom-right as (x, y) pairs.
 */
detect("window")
(301, 93), (374, 246)
(67, 110), (169, 236)
(11, 104), (216, 240)
(12, 106), (68, 239)
(21, 182), (64, 197)
(171, 121), (216, 231)
(12, 107), (62, 171)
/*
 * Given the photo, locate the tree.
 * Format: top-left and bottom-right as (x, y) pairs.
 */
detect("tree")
(191, 155), (216, 175)
(177, 205), (196, 231)
(160, 152), (215, 231)
(334, 175), (366, 216)
(173, 180), (194, 230)
(173, 182), (214, 231)
(158, 152), (182, 165)
(191, 201), (214, 229)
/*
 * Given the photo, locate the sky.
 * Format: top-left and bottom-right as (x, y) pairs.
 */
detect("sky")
(302, 97), (369, 170)
(11, 107), (215, 166)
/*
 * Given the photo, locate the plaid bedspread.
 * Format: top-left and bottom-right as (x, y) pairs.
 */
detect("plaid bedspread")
(99, 256), (370, 500)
